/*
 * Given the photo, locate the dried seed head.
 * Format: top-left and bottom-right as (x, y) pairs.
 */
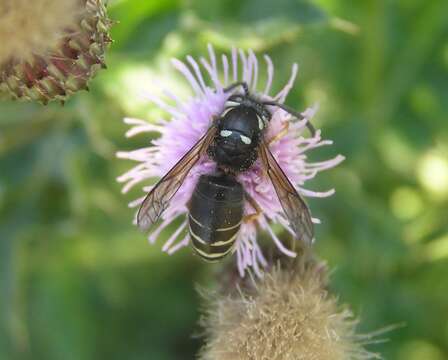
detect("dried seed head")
(199, 260), (381, 360)
(0, 0), (79, 64)
(0, 0), (112, 104)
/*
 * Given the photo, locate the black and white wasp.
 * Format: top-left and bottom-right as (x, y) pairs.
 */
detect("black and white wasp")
(137, 82), (315, 261)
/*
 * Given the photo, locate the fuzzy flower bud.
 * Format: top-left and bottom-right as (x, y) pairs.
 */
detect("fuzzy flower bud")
(0, 0), (112, 104)
(199, 258), (381, 360)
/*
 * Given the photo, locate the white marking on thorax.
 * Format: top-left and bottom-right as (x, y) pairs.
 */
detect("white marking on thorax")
(220, 130), (233, 137)
(257, 114), (264, 130)
(240, 135), (252, 145)
(225, 100), (240, 108)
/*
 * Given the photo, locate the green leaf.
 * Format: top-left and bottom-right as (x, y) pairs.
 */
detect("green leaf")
(188, 0), (327, 50)
(108, 0), (181, 46)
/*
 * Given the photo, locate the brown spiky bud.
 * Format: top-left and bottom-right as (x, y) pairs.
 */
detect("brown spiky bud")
(0, 0), (112, 104)
(199, 258), (382, 360)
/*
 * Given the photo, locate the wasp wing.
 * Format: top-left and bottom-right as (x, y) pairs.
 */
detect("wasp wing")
(137, 126), (217, 231)
(258, 140), (314, 246)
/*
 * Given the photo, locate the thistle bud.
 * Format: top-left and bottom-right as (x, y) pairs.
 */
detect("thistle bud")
(0, 0), (112, 104)
(199, 258), (381, 360)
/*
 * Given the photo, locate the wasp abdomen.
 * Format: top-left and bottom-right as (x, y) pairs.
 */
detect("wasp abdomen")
(188, 174), (244, 262)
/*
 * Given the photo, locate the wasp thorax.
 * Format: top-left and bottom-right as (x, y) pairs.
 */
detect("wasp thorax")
(208, 105), (262, 172)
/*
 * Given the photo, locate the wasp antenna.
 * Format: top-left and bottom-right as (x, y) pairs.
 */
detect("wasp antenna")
(223, 81), (249, 96)
(305, 122), (316, 137)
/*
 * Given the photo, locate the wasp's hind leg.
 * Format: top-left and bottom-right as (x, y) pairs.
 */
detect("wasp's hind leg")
(243, 191), (263, 223)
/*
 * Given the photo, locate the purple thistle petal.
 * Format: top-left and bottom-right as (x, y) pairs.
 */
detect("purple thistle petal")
(167, 234), (190, 255)
(221, 54), (229, 86)
(232, 47), (238, 82)
(171, 58), (204, 97)
(248, 49), (258, 92)
(239, 49), (251, 84)
(162, 220), (187, 252)
(263, 54), (274, 96)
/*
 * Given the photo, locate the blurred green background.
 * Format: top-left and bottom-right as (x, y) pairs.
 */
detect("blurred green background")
(1, 0), (448, 359)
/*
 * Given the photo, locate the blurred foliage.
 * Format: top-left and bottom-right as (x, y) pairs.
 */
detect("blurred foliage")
(1, 0), (448, 359)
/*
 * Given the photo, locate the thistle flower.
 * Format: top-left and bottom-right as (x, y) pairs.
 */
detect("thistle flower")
(199, 259), (381, 360)
(117, 45), (344, 276)
(0, 0), (112, 104)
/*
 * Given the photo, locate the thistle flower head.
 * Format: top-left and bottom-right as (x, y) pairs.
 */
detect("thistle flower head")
(0, 0), (79, 64)
(199, 260), (381, 360)
(117, 45), (344, 276)
(0, 0), (112, 103)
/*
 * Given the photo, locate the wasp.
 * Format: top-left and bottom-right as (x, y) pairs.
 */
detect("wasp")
(137, 82), (315, 261)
